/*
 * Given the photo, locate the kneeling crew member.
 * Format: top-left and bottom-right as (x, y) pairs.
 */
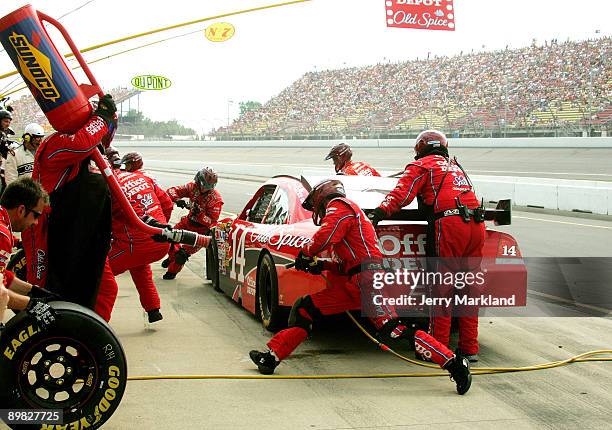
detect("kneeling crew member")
(162, 167), (223, 279)
(250, 179), (471, 394)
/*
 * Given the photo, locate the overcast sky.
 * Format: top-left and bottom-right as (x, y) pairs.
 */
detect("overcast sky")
(0, 0), (610, 133)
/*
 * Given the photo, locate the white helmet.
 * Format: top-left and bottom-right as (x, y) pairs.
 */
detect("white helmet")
(23, 123), (45, 138)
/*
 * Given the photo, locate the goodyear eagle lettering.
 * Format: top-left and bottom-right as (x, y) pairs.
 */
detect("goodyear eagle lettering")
(9, 32), (60, 101)
(3, 325), (41, 360)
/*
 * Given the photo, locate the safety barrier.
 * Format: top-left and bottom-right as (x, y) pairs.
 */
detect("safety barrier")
(115, 136), (612, 148)
(144, 158), (612, 216)
(472, 176), (612, 215)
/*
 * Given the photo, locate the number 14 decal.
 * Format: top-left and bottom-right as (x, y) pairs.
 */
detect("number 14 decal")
(230, 226), (246, 282)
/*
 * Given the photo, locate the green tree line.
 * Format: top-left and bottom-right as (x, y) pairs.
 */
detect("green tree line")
(118, 109), (196, 137)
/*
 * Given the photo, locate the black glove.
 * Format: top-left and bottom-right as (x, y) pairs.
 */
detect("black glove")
(29, 285), (62, 301)
(294, 251), (324, 275)
(367, 207), (386, 227)
(26, 299), (56, 330)
(141, 214), (171, 229)
(176, 200), (189, 209)
(94, 94), (117, 125)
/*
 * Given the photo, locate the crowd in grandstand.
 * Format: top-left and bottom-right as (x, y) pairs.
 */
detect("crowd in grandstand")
(224, 37), (611, 137)
(1, 37), (610, 139)
(3, 87), (137, 135)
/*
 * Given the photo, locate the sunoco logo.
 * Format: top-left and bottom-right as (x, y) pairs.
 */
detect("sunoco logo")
(131, 75), (172, 91)
(9, 32), (60, 102)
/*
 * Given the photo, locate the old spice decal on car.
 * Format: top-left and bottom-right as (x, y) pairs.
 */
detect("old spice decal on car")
(249, 227), (312, 250)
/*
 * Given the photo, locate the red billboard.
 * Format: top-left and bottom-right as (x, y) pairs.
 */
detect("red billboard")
(385, 0), (456, 31)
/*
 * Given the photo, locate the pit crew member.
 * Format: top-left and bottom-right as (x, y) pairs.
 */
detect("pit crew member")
(325, 143), (381, 176)
(368, 130), (485, 362)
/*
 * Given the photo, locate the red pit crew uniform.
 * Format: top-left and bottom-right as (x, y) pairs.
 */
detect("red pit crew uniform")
(339, 160), (381, 177)
(109, 169), (173, 311)
(0, 207), (16, 288)
(22, 116), (118, 321)
(165, 182), (223, 275)
(379, 154), (485, 355)
(267, 197), (398, 360)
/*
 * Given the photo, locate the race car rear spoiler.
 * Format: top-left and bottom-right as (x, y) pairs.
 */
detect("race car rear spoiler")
(364, 199), (512, 226)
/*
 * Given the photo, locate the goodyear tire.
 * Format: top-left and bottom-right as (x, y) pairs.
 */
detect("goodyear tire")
(257, 254), (286, 332)
(0, 301), (127, 429)
(7, 247), (27, 281)
(206, 235), (221, 292)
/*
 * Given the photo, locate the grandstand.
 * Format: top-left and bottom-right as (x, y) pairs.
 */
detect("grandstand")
(218, 37), (611, 139)
(4, 87), (141, 136)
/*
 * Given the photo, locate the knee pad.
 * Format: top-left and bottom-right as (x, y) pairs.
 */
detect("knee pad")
(288, 296), (321, 335)
(175, 248), (190, 265)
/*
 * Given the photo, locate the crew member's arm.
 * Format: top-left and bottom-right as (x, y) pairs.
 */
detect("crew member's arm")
(303, 200), (354, 257)
(192, 194), (223, 229)
(4, 153), (18, 185)
(41, 116), (109, 168)
(0, 279), (7, 321)
(6, 275), (32, 295)
(152, 180), (174, 221)
(166, 183), (193, 202)
(378, 163), (428, 216)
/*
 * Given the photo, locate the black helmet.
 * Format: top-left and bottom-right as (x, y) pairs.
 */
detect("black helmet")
(325, 143), (352, 173)
(104, 146), (122, 169)
(302, 179), (346, 225)
(194, 167), (218, 191)
(0, 109), (13, 121)
(121, 152), (144, 172)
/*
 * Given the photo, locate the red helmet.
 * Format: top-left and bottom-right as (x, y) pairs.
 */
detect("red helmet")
(104, 146), (121, 169)
(325, 143), (352, 173)
(302, 179), (346, 225)
(121, 152), (144, 172)
(194, 167), (218, 192)
(414, 130), (448, 158)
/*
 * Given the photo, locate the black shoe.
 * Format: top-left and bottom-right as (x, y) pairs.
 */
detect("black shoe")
(161, 258), (170, 268)
(249, 350), (279, 375)
(163, 272), (176, 280)
(446, 356), (472, 395)
(456, 348), (479, 363)
(147, 309), (163, 323)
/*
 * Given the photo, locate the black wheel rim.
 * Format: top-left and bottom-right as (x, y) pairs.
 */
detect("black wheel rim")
(17, 336), (99, 412)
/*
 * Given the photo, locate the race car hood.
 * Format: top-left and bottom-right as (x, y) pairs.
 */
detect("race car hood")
(302, 174), (418, 211)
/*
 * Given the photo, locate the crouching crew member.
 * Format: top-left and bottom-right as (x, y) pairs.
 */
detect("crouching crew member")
(250, 179), (472, 394)
(107, 150), (173, 323)
(162, 167), (223, 280)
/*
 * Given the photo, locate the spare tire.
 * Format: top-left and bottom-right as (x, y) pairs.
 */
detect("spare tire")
(0, 301), (127, 429)
(7, 247), (27, 281)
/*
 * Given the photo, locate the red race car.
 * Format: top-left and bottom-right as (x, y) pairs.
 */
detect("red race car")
(206, 175), (527, 330)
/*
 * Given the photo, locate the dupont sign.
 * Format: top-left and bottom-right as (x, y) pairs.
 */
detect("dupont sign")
(131, 75), (172, 91)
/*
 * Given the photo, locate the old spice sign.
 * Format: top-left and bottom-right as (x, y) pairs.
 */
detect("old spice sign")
(385, 0), (456, 31)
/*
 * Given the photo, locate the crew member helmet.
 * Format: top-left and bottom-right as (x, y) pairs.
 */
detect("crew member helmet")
(325, 143), (353, 173)
(302, 179), (346, 226)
